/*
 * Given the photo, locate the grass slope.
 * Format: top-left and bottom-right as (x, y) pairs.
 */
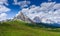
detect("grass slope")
(0, 20), (60, 36)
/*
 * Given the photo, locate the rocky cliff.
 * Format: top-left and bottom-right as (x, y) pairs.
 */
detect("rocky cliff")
(14, 12), (34, 23)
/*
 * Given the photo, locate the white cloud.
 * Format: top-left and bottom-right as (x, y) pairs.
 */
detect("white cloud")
(40, 2), (56, 11)
(0, 0), (8, 5)
(53, 3), (60, 10)
(0, 13), (7, 21)
(30, 5), (36, 8)
(16, 2), (60, 24)
(0, 5), (11, 21)
(0, 5), (11, 13)
(0, 0), (11, 21)
(13, 0), (30, 8)
(14, 0), (17, 3)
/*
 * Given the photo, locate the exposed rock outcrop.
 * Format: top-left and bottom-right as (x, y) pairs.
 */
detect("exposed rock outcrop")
(33, 16), (41, 23)
(14, 12), (34, 23)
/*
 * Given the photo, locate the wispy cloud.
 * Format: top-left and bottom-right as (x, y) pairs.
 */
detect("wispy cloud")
(0, 5), (11, 13)
(13, 0), (30, 8)
(0, 0), (9, 5)
(16, 1), (60, 24)
(0, 0), (11, 21)
(0, 13), (7, 21)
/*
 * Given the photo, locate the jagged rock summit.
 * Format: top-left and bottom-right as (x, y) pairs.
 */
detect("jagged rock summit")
(14, 12), (34, 23)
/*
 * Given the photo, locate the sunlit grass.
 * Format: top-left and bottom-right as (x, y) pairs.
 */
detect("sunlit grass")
(0, 20), (60, 36)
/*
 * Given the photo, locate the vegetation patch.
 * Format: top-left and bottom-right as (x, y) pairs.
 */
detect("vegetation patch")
(0, 20), (60, 36)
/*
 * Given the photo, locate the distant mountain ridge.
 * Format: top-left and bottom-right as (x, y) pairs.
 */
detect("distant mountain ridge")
(13, 12), (60, 27)
(14, 12), (34, 23)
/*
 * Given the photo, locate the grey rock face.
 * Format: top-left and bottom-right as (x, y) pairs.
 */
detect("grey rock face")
(14, 12), (34, 23)
(33, 16), (41, 23)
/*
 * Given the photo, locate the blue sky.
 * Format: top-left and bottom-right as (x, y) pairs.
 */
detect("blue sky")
(1, 0), (59, 19)
(1, 0), (60, 24)
(7, 0), (60, 18)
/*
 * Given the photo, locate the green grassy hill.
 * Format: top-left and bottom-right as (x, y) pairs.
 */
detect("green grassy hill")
(0, 20), (60, 36)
